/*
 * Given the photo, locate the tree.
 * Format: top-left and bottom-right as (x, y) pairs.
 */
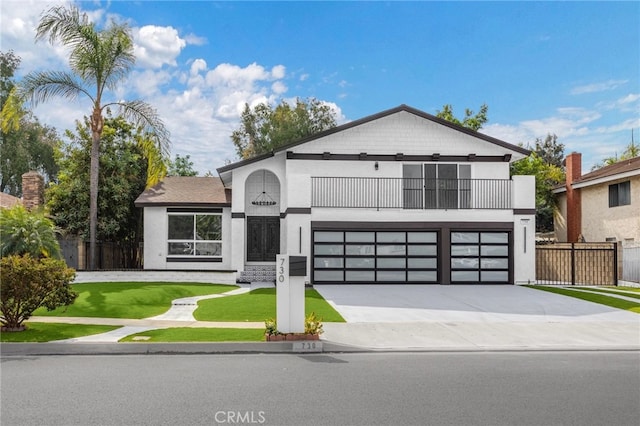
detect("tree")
(0, 51), (59, 195)
(167, 154), (198, 176)
(10, 5), (170, 269)
(1, 255), (76, 331)
(511, 153), (564, 233)
(592, 133), (639, 170)
(231, 97), (338, 159)
(533, 133), (564, 168)
(436, 103), (488, 131)
(0, 204), (61, 258)
(0, 204), (76, 332)
(47, 116), (149, 266)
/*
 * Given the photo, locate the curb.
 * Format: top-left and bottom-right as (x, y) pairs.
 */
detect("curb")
(2, 342), (639, 357)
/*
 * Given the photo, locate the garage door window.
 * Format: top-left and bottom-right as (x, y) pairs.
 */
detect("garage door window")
(450, 231), (509, 283)
(313, 230), (438, 283)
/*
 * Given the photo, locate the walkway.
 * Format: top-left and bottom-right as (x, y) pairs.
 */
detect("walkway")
(31, 286), (263, 343)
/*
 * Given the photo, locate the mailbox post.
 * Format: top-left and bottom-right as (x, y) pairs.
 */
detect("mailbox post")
(276, 254), (306, 333)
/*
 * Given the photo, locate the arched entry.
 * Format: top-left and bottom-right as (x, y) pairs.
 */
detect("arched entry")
(245, 170), (281, 262)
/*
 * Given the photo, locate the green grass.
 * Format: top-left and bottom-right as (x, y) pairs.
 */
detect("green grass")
(600, 286), (640, 293)
(119, 328), (265, 342)
(33, 282), (237, 319)
(527, 286), (640, 314)
(194, 288), (345, 322)
(0, 323), (119, 342)
(575, 287), (640, 300)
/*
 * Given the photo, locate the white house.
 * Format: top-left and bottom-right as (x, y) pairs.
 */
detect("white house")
(135, 105), (536, 285)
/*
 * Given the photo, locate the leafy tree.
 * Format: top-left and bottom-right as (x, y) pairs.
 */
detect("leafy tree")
(47, 116), (148, 265)
(0, 51), (59, 195)
(0, 204), (76, 331)
(167, 154), (198, 176)
(231, 97), (338, 159)
(436, 103), (488, 131)
(511, 153), (564, 232)
(1, 255), (76, 331)
(533, 133), (564, 168)
(592, 136), (639, 170)
(8, 5), (170, 269)
(0, 204), (61, 258)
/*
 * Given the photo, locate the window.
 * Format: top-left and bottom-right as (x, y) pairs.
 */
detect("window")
(168, 213), (222, 257)
(609, 181), (631, 207)
(402, 163), (471, 209)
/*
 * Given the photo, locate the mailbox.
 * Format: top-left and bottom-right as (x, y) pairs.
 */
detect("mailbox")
(289, 256), (307, 277)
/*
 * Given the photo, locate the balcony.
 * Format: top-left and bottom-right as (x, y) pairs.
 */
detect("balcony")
(311, 177), (513, 210)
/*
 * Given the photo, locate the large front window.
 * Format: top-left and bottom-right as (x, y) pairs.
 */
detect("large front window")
(168, 213), (222, 257)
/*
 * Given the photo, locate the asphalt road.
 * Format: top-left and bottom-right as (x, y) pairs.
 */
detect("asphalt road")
(1, 351), (638, 426)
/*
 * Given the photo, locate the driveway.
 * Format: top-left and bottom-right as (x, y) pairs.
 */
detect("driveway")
(314, 285), (640, 350)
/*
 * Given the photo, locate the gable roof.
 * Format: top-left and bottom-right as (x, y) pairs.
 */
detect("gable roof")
(554, 156), (640, 193)
(135, 176), (230, 207)
(574, 156), (640, 186)
(217, 104), (530, 174)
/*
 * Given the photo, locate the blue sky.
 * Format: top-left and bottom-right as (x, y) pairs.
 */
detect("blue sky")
(2, 1), (639, 173)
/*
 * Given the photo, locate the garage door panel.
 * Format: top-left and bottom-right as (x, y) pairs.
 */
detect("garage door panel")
(313, 230), (438, 284)
(450, 231), (510, 284)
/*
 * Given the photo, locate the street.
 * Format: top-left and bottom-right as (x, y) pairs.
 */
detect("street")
(1, 351), (638, 426)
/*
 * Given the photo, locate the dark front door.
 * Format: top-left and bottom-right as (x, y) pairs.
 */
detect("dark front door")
(247, 216), (280, 262)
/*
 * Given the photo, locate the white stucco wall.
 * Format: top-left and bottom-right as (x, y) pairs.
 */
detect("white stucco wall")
(142, 206), (233, 271)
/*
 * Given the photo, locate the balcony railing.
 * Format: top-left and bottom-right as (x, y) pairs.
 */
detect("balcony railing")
(311, 177), (512, 210)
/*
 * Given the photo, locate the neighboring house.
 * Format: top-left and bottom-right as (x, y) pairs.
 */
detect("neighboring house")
(136, 105), (536, 285)
(0, 171), (45, 210)
(0, 192), (21, 209)
(554, 152), (640, 243)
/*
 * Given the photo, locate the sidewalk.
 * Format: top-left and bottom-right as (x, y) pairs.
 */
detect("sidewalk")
(4, 285), (639, 355)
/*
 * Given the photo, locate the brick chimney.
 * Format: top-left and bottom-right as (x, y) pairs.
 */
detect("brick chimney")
(565, 152), (582, 242)
(21, 171), (44, 210)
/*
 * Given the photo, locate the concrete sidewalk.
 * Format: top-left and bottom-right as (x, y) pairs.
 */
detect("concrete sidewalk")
(5, 284), (638, 355)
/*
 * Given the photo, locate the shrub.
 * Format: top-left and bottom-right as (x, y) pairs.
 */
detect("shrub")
(0, 255), (77, 331)
(304, 312), (324, 335)
(0, 205), (61, 258)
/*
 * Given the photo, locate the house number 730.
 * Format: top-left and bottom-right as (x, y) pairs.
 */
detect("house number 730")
(278, 257), (285, 282)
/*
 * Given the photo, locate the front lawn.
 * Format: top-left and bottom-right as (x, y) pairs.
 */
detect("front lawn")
(33, 282), (237, 319)
(527, 286), (640, 314)
(0, 323), (119, 342)
(194, 288), (345, 322)
(119, 328), (265, 342)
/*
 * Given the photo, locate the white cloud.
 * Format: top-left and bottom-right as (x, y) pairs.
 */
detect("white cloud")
(570, 79), (628, 95)
(133, 25), (186, 68)
(271, 81), (288, 95)
(190, 59), (207, 76)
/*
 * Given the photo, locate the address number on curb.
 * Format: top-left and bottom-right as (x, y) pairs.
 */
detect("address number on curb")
(292, 342), (322, 352)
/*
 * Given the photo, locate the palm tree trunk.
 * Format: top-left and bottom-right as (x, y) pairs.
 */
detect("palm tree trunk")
(89, 108), (103, 270)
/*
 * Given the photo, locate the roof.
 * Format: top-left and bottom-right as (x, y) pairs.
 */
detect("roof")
(217, 104), (531, 174)
(0, 192), (21, 209)
(574, 156), (640, 185)
(554, 156), (640, 193)
(134, 176), (231, 207)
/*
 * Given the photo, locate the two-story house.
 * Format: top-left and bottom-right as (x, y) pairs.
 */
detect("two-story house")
(554, 152), (640, 243)
(135, 105), (536, 285)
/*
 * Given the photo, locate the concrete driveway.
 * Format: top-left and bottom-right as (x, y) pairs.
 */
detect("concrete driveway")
(314, 285), (640, 350)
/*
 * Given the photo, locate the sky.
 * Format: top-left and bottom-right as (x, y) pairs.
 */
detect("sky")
(1, 0), (639, 174)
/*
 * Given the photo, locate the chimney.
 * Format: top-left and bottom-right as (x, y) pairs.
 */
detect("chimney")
(564, 152), (582, 242)
(22, 171), (44, 210)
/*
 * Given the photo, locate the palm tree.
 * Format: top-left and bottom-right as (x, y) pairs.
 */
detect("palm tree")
(0, 205), (61, 259)
(16, 5), (170, 269)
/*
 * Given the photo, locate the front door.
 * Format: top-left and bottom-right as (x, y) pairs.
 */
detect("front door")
(247, 216), (280, 262)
